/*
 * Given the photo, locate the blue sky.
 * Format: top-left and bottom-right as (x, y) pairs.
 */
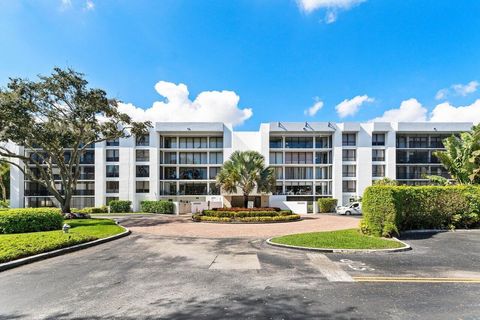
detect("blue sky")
(1, 0), (480, 130)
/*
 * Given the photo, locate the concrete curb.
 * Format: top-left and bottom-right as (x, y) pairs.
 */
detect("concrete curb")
(401, 229), (480, 234)
(266, 237), (411, 254)
(0, 225), (131, 272)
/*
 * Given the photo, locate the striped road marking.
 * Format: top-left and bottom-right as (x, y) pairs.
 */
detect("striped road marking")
(307, 253), (354, 282)
(353, 276), (480, 283)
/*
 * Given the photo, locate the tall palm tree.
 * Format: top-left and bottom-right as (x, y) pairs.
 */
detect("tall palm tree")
(433, 124), (480, 184)
(217, 151), (276, 208)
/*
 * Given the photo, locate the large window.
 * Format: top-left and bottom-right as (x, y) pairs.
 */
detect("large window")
(372, 149), (385, 161)
(372, 165), (385, 177)
(315, 181), (331, 196)
(164, 167), (177, 179)
(179, 152), (208, 164)
(315, 136), (332, 148)
(136, 165), (150, 178)
(409, 136), (428, 148)
(136, 150), (150, 162)
(179, 182), (207, 195)
(285, 152), (313, 164)
(269, 137), (282, 148)
(269, 152), (283, 164)
(164, 152), (177, 164)
(179, 167), (207, 180)
(315, 151), (331, 164)
(106, 138), (119, 147)
(285, 181), (312, 195)
(209, 167), (220, 179)
(106, 181), (119, 193)
(285, 137), (313, 148)
(136, 134), (150, 146)
(209, 152), (223, 164)
(106, 149), (119, 162)
(315, 166), (331, 179)
(342, 134), (356, 147)
(136, 181), (149, 193)
(372, 133), (385, 146)
(275, 167), (283, 179)
(80, 150), (95, 164)
(209, 137), (223, 148)
(342, 150), (356, 161)
(78, 166), (95, 180)
(179, 137), (208, 149)
(342, 181), (356, 193)
(163, 137), (177, 149)
(342, 165), (356, 177)
(285, 167), (313, 179)
(106, 165), (119, 178)
(161, 182), (177, 195)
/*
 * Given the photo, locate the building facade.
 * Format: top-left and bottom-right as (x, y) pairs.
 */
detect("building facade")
(10, 121), (472, 212)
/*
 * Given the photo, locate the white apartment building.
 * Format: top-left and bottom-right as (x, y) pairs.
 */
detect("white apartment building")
(9, 121), (472, 213)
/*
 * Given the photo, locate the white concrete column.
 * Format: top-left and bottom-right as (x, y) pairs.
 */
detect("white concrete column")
(94, 142), (106, 206)
(331, 128), (343, 204)
(9, 145), (24, 208)
(357, 125), (373, 198)
(385, 129), (397, 179)
(119, 136), (135, 205)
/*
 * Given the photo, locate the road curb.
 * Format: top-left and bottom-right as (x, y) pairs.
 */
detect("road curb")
(266, 237), (411, 253)
(0, 225), (131, 272)
(401, 229), (480, 234)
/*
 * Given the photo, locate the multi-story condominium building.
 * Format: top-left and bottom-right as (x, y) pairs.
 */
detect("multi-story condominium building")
(10, 121), (472, 212)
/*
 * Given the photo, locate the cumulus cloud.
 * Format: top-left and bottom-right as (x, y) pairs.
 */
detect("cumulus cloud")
(430, 99), (480, 123)
(304, 98), (324, 116)
(371, 98), (427, 122)
(335, 95), (373, 118)
(297, 0), (366, 23)
(117, 81), (253, 127)
(435, 80), (479, 100)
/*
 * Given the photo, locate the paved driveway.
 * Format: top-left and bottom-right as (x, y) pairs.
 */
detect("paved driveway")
(0, 230), (479, 319)
(118, 214), (361, 238)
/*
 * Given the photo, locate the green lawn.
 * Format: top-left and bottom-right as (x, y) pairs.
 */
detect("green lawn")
(0, 219), (125, 263)
(270, 229), (404, 250)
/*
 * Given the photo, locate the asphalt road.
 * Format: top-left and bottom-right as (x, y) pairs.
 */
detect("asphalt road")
(0, 229), (479, 319)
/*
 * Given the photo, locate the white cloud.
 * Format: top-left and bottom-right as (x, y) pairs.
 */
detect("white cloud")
(117, 81), (253, 127)
(430, 99), (480, 123)
(335, 95), (373, 118)
(297, 0), (366, 23)
(304, 99), (324, 116)
(85, 0), (95, 11)
(435, 80), (479, 100)
(60, 0), (72, 9)
(371, 98), (427, 122)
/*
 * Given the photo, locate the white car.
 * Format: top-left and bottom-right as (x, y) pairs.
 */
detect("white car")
(336, 202), (362, 215)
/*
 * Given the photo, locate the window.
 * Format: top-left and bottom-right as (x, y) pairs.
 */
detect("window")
(74, 182), (95, 195)
(315, 136), (332, 148)
(179, 167), (207, 180)
(315, 166), (331, 179)
(161, 182), (177, 195)
(106, 138), (119, 147)
(372, 133), (385, 146)
(209, 137), (223, 148)
(209, 183), (220, 195)
(164, 152), (177, 164)
(285, 152), (313, 164)
(209, 152), (223, 164)
(106, 181), (119, 193)
(179, 182), (207, 195)
(106, 149), (119, 162)
(285, 137), (313, 148)
(136, 150), (150, 162)
(164, 167), (177, 179)
(136, 134), (150, 146)
(342, 165), (356, 177)
(430, 136), (446, 148)
(315, 181), (331, 196)
(179, 152), (208, 164)
(269, 152), (283, 164)
(163, 137), (177, 149)
(372, 165), (385, 177)
(372, 149), (385, 161)
(179, 137), (208, 149)
(342, 150), (356, 161)
(136, 165), (149, 178)
(285, 181), (313, 195)
(136, 181), (149, 193)
(106, 165), (119, 178)
(342, 134), (356, 146)
(269, 137), (282, 148)
(209, 167), (220, 179)
(275, 167), (283, 179)
(343, 180), (356, 193)
(315, 151), (331, 164)
(409, 136), (428, 148)
(79, 166), (95, 180)
(285, 167), (313, 179)
(396, 136), (407, 148)
(80, 150), (95, 164)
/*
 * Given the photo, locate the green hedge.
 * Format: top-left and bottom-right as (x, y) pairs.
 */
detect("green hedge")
(72, 206), (108, 214)
(192, 214), (300, 223)
(317, 198), (338, 213)
(361, 186), (480, 237)
(140, 200), (175, 214)
(201, 209), (293, 218)
(108, 200), (131, 213)
(0, 208), (63, 234)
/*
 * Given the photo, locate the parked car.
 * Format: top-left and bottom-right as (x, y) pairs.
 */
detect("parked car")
(336, 202), (362, 215)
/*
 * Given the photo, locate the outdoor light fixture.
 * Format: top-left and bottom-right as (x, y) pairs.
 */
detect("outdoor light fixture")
(62, 223), (71, 233)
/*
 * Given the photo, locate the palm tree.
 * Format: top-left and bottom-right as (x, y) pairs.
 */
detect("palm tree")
(216, 151), (276, 208)
(433, 124), (480, 184)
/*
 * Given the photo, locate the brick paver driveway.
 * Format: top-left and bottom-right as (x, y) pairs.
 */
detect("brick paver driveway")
(117, 214), (360, 238)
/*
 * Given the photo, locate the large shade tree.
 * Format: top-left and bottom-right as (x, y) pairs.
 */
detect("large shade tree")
(0, 160), (9, 205)
(433, 124), (480, 184)
(0, 68), (151, 213)
(216, 150), (276, 208)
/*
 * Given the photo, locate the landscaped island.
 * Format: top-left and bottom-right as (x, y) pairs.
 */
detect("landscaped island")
(0, 208), (125, 263)
(192, 207), (301, 223)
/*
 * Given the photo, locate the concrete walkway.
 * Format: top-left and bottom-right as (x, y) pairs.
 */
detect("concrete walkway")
(118, 214), (360, 238)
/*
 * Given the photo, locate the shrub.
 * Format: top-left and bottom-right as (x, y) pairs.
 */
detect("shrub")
(0, 208), (63, 234)
(140, 200), (175, 214)
(201, 209), (293, 219)
(213, 207), (279, 212)
(72, 206), (108, 214)
(361, 186), (480, 237)
(192, 213), (300, 223)
(108, 200), (131, 213)
(317, 198), (338, 213)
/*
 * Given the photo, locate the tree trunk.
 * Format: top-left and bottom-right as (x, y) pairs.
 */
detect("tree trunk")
(243, 194), (249, 208)
(0, 178), (6, 202)
(61, 191), (72, 214)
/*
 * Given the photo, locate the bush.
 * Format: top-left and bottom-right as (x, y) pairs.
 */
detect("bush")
(108, 200), (131, 213)
(72, 206), (108, 214)
(213, 207), (279, 212)
(0, 208), (63, 234)
(201, 209), (293, 218)
(140, 200), (175, 214)
(361, 186), (480, 237)
(317, 198), (338, 213)
(192, 213), (300, 223)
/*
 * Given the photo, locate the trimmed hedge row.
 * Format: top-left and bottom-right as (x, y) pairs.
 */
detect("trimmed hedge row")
(0, 208), (63, 234)
(201, 209), (293, 218)
(361, 186), (480, 237)
(108, 200), (131, 213)
(317, 198), (338, 213)
(72, 206), (108, 214)
(192, 214), (301, 223)
(140, 200), (175, 214)
(213, 207), (280, 212)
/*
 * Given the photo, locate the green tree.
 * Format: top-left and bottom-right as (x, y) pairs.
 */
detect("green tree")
(433, 124), (480, 184)
(216, 151), (276, 208)
(0, 160), (9, 204)
(373, 177), (398, 186)
(0, 68), (151, 214)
